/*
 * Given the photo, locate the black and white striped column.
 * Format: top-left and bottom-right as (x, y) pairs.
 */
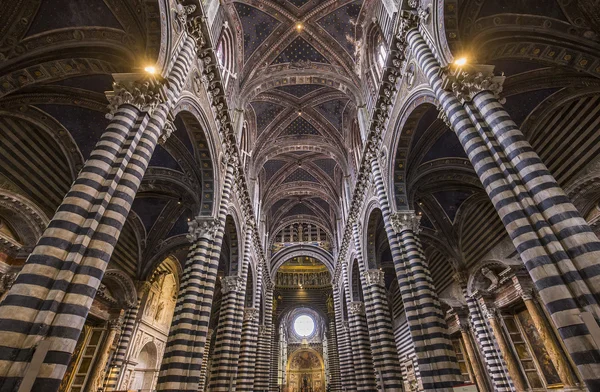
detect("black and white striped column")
(369, 154), (460, 390)
(236, 307), (259, 391)
(103, 282), (150, 391)
(390, 211), (462, 391)
(333, 285), (357, 391)
(254, 286), (273, 391)
(351, 219), (403, 391)
(347, 300), (377, 391)
(0, 35), (196, 391)
(157, 161), (237, 391)
(326, 314), (342, 391)
(455, 273), (511, 391)
(198, 328), (214, 392)
(207, 275), (245, 391)
(406, 22), (600, 389)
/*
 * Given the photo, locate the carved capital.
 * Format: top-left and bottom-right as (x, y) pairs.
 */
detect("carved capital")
(105, 74), (166, 119)
(349, 301), (366, 316)
(453, 270), (468, 285)
(477, 296), (497, 320)
(443, 64), (506, 104)
(364, 269), (385, 287)
(187, 217), (220, 242)
(221, 276), (245, 294)
(342, 321), (350, 331)
(244, 307), (259, 321)
(259, 324), (269, 336)
(512, 275), (534, 301)
(159, 118), (176, 146)
(135, 280), (152, 299)
(390, 211), (421, 234)
(207, 328), (214, 340)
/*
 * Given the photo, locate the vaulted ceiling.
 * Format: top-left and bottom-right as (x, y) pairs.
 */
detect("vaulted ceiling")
(226, 0), (365, 246)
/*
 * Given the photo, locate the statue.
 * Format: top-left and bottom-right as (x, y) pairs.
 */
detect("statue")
(481, 266), (499, 290)
(326, 295), (334, 314)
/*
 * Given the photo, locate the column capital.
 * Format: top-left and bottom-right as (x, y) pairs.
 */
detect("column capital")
(221, 276), (245, 294)
(512, 275), (534, 301)
(348, 301), (366, 316)
(390, 211), (421, 234)
(207, 328), (214, 340)
(135, 280), (152, 299)
(244, 307), (259, 321)
(342, 321), (350, 331)
(363, 269), (385, 287)
(258, 324), (269, 336)
(453, 270), (469, 285)
(159, 116), (176, 146)
(442, 64), (506, 104)
(477, 295), (498, 320)
(105, 73), (166, 119)
(187, 217), (220, 242)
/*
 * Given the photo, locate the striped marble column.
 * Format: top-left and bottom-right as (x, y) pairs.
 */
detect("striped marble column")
(207, 275), (245, 391)
(455, 273), (512, 392)
(390, 211), (461, 391)
(369, 153), (460, 390)
(347, 300), (377, 391)
(198, 328), (214, 392)
(103, 282), (150, 392)
(333, 285), (357, 391)
(406, 22), (600, 389)
(0, 37), (196, 392)
(157, 161), (237, 391)
(254, 286), (273, 391)
(236, 307), (259, 392)
(351, 221), (403, 391)
(326, 309), (342, 391)
(269, 322), (279, 392)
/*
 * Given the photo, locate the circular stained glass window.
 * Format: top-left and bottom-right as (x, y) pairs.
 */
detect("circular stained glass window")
(293, 314), (315, 337)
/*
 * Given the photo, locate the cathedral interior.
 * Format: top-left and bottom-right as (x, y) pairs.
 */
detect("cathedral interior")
(1, 0), (600, 391)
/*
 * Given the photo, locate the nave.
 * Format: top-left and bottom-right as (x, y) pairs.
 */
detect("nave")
(0, 0), (600, 391)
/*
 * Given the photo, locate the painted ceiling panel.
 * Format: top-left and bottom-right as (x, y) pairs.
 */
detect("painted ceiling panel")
(281, 116), (321, 136)
(272, 37), (330, 64)
(251, 101), (286, 135)
(27, 0), (123, 37)
(167, 210), (192, 238)
(49, 74), (114, 96)
(410, 105), (439, 149)
(314, 159), (336, 178)
(312, 197), (330, 213)
(315, 99), (347, 130)
(173, 116), (195, 155)
(422, 131), (467, 163)
(285, 203), (317, 217)
(149, 145), (182, 171)
(132, 198), (169, 233)
(271, 199), (288, 216)
(287, 0), (311, 8)
(317, 1), (362, 56)
(35, 104), (109, 160)
(432, 190), (473, 223)
(478, 0), (568, 21)
(276, 84), (324, 98)
(283, 168), (319, 183)
(502, 88), (560, 127)
(234, 2), (281, 62)
(264, 159), (287, 180)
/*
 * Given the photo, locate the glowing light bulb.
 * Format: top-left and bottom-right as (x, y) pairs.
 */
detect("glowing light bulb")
(454, 57), (467, 66)
(296, 23), (303, 31)
(144, 66), (157, 74)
